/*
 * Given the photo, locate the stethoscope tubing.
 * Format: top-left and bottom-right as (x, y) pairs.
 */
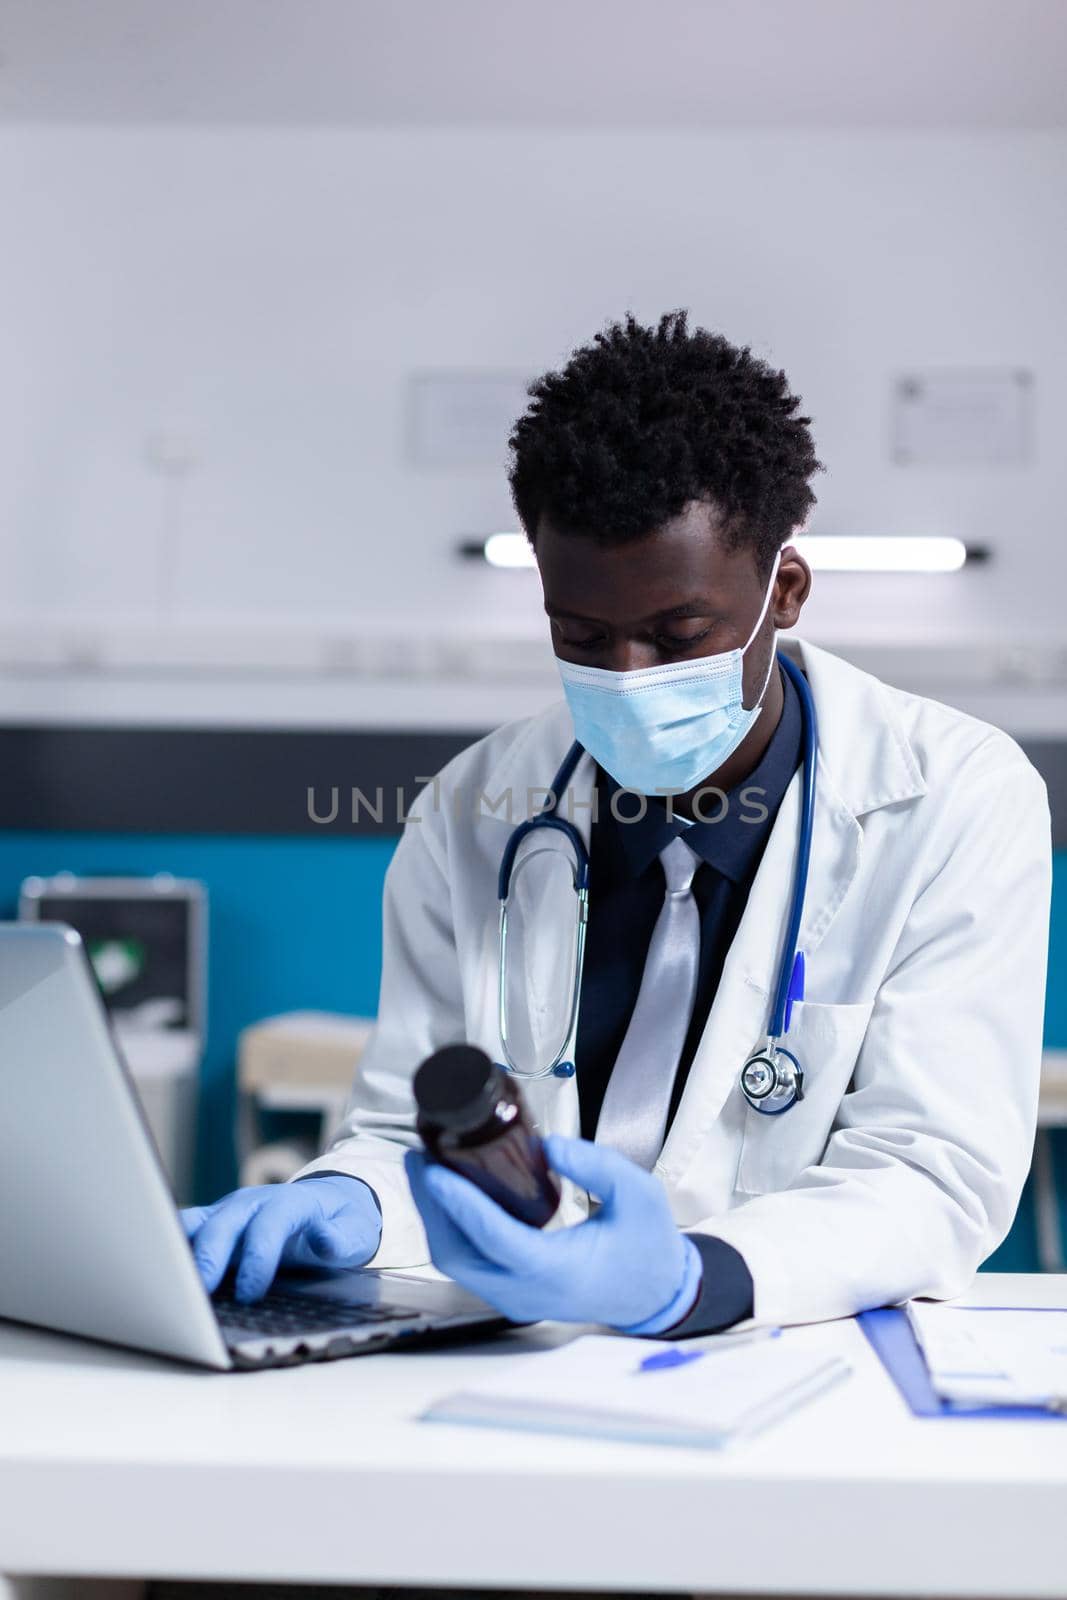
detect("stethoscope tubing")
(496, 740), (590, 901)
(496, 741), (591, 1079)
(497, 648), (818, 1088)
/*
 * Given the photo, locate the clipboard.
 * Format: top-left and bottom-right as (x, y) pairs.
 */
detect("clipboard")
(857, 1307), (1065, 1421)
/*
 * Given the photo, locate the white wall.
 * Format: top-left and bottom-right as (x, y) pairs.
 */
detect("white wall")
(1, 126), (1065, 727)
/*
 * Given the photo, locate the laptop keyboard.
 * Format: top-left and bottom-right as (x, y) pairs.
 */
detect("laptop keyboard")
(212, 1285), (424, 1338)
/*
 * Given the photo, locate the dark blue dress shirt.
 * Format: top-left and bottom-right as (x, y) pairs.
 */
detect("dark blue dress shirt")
(576, 663), (803, 1335)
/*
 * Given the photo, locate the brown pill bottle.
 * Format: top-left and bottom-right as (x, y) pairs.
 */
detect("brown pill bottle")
(413, 1044), (561, 1228)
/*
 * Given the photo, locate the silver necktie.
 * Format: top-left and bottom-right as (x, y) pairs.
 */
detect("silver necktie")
(594, 834), (701, 1171)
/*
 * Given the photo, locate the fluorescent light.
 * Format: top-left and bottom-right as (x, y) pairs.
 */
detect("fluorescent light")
(483, 532), (537, 568)
(466, 533), (979, 574)
(793, 536), (968, 573)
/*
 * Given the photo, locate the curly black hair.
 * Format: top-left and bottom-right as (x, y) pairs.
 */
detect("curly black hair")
(507, 310), (822, 578)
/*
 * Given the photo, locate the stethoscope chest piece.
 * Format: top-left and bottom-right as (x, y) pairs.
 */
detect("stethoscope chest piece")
(740, 1043), (804, 1116)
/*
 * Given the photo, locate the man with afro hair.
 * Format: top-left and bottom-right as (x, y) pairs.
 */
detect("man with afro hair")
(190, 311), (1050, 1340)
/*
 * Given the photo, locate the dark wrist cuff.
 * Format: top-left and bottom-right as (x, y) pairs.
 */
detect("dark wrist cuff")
(648, 1234), (753, 1339)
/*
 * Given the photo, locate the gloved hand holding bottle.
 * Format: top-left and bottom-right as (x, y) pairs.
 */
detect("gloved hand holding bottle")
(405, 1133), (703, 1333)
(180, 1175), (382, 1303)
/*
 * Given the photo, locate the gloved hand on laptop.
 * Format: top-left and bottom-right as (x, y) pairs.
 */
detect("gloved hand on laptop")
(180, 1175), (382, 1303)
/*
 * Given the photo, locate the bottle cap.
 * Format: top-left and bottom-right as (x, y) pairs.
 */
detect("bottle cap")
(413, 1044), (503, 1132)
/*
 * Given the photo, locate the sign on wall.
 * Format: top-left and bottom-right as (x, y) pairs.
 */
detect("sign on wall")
(892, 369), (1033, 466)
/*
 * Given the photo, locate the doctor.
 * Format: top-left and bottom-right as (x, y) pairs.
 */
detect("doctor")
(184, 310), (1052, 1335)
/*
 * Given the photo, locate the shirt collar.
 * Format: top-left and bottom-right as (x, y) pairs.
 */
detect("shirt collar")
(596, 662), (804, 885)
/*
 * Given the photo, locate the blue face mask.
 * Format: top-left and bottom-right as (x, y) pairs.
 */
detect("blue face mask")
(555, 551), (781, 795)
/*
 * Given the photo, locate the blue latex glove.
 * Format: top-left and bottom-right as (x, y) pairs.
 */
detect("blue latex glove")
(180, 1176), (382, 1303)
(404, 1134), (702, 1333)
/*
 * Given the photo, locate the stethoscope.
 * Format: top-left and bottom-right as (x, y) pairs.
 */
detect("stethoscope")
(496, 650), (818, 1117)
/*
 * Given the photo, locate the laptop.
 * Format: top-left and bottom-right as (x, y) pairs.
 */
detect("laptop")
(0, 923), (506, 1370)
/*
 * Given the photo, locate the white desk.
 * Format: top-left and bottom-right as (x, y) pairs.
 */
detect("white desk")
(1, 1272), (1066, 1599)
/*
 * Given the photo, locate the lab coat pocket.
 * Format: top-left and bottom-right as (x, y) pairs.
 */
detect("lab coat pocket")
(734, 998), (875, 1196)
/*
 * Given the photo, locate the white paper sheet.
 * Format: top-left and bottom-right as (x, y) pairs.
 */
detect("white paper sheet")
(422, 1332), (850, 1448)
(907, 1303), (1067, 1410)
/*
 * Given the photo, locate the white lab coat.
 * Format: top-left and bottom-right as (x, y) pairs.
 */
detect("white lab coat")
(295, 639), (1052, 1326)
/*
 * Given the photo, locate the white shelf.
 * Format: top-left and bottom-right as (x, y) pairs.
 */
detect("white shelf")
(0, 631), (1066, 735)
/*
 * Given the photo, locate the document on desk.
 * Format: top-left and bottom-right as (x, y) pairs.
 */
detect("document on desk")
(421, 1333), (850, 1449)
(906, 1303), (1067, 1411)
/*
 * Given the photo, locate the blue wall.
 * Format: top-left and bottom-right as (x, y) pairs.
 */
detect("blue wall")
(0, 831), (1064, 1268)
(0, 832), (395, 1200)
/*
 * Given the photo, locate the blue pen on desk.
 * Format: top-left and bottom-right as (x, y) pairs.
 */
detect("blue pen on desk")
(638, 1327), (781, 1373)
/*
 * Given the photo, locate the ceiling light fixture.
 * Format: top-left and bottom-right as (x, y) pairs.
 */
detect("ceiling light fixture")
(459, 534), (988, 573)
